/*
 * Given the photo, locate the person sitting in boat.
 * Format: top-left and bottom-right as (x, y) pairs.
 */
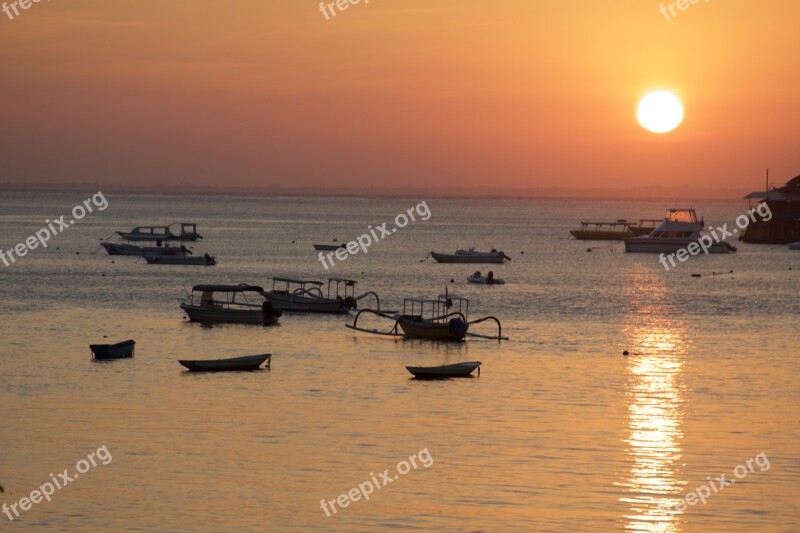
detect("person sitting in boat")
(487, 271), (495, 284)
(262, 300), (277, 326)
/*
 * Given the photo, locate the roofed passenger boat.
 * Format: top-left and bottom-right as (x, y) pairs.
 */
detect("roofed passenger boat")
(117, 223), (202, 242)
(179, 284), (280, 325)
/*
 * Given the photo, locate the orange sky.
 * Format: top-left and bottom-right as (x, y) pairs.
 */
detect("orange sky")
(0, 0), (798, 196)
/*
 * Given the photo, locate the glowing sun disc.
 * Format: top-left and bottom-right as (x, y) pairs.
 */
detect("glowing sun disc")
(637, 91), (684, 133)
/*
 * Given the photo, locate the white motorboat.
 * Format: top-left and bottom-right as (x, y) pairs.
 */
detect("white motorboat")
(146, 253), (216, 265)
(430, 248), (511, 264)
(101, 242), (191, 257)
(624, 209), (736, 254)
(117, 223), (202, 242)
(180, 284), (280, 325)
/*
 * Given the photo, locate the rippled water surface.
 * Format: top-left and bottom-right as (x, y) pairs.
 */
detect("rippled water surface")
(1, 192), (798, 531)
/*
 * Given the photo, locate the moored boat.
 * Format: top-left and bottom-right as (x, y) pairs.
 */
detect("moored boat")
(117, 223), (202, 242)
(467, 271), (505, 285)
(313, 243), (345, 251)
(570, 220), (637, 240)
(178, 354), (271, 372)
(145, 253), (216, 265)
(625, 208), (736, 254)
(346, 291), (506, 342)
(90, 339), (135, 359)
(264, 277), (383, 314)
(101, 241), (191, 257)
(406, 361), (482, 379)
(180, 284), (280, 325)
(430, 248), (511, 264)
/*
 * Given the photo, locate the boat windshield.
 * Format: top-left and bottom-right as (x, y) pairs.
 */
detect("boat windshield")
(665, 209), (699, 223)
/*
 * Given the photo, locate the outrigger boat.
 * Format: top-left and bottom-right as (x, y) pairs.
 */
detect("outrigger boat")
(346, 291), (507, 342)
(117, 223), (202, 242)
(263, 277), (382, 314)
(569, 219), (658, 240)
(180, 284), (281, 325)
(429, 248), (511, 264)
(146, 253), (216, 266)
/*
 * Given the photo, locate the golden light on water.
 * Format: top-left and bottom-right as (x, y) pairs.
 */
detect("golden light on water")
(619, 269), (688, 532)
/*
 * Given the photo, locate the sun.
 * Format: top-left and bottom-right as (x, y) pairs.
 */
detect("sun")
(637, 91), (684, 133)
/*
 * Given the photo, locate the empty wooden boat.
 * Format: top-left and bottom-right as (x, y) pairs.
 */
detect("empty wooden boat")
(178, 354), (271, 372)
(90, 339), (135, 359)
(406, 361), (482, 378)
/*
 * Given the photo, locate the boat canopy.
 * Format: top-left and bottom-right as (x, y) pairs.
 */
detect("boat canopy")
(191, 284), (264, 293)
(272, 277), (323, 286)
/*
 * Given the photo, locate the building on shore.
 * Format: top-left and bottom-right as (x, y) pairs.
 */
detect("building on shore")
(743, 174), (800, 244)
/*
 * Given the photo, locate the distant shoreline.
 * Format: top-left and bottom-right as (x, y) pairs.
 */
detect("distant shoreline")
(0, 183), (752, 201)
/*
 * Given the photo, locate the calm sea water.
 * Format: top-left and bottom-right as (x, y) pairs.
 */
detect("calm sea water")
(0, 192), (797, 532)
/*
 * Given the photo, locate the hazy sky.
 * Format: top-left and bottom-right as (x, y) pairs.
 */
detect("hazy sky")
(1, 0), (798, 195)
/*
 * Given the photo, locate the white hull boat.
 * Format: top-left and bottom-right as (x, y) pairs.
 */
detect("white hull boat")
(117, 223), (202, 242)
(625, 208), (736, 254)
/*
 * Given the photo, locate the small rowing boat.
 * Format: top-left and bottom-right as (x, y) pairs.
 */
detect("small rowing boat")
(406, 361), (482, 379)
(90, 339), (135, 359)
(178, 354), (271, 372)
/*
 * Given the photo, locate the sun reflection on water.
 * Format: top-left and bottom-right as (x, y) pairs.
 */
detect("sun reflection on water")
(618, 268), (689, 532)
